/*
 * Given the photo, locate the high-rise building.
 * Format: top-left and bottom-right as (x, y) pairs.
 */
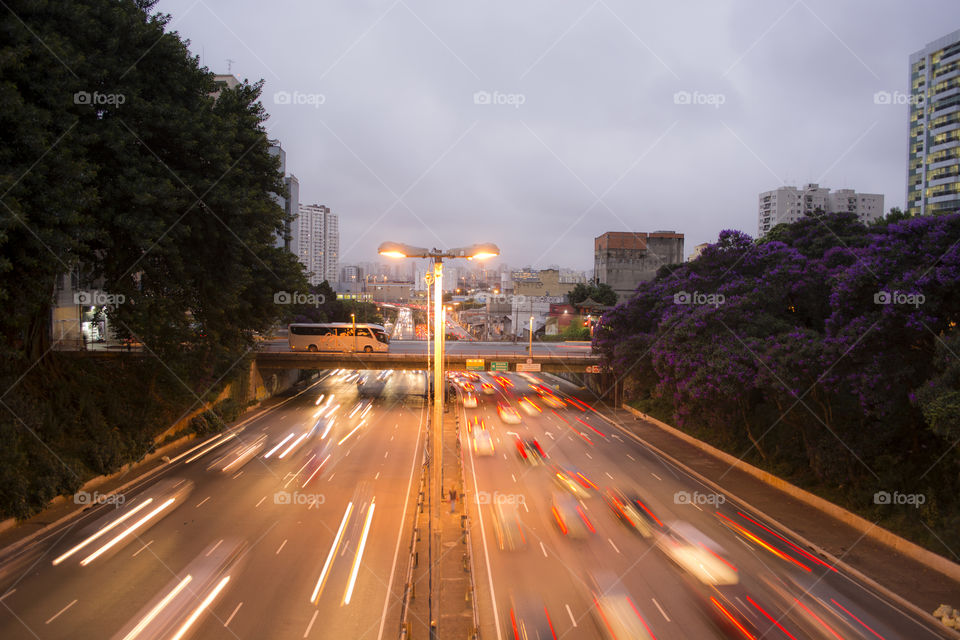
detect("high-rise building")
(757, 184), (884, 237)
(296, 204), (339, 286)
(594, 231), (684, 302)
(284, 175), (299, 252)
(907, 29), (960, 217)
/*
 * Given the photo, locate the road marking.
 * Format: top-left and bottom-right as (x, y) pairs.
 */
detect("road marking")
(255, 496), (266, 507)
(132, 540), (154, 557)
(565, 603), (577, 627)
(627, 453), (636, 461)
(522, 501), (529, 513)
(390, 435), (394, 441)
(45, 599), (77, 624)
(605, 472), (614, 480)
(328, 472), (336, 481)
(546, 432), (555, 440)
(224, 602), (243, 627)
(511, 474), (516, 483)
(384, 451), (389, 458)
(690, 502), (702, 511)
(651, 472), (661, 481)
(276, 539), (287, 554)
(608, 538), (621, 553)
(652, 597), (670, 621)
(196, 497), (210, 508)
(303, 610), (319, 637)
(539, 542), (547, 557)
(0, 589), (15, 602)
(375, 471), (381, 480)
(585, 452), (593, 459)
(205, 540), (223, 557)
(232, 471), (243, 480)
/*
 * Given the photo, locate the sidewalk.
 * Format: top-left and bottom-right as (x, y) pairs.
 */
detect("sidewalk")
(600, 407), (960, 620)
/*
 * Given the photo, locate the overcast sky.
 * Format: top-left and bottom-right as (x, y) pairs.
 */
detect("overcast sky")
(154, 0), (958, 271)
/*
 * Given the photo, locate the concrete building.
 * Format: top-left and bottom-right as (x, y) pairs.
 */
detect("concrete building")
(687, 242), (710, 262)
(907, 29), (960, 217)
(594, 231), (685, 302)
(367, 282), (414, 303)
(757, 184), (884, 237)
(284, 175), (299, 252)
(513, 268), (582, 298)
(296, 204), (339, 285)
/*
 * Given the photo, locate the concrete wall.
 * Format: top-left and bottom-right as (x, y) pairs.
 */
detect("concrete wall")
(594, 232), (684, 302)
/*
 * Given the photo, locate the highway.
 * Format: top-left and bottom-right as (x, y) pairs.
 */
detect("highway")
(459, 371), (954, 640)
(0, 370), (426, 640)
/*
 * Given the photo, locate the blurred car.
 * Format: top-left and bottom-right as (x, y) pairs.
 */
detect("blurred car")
(590, 571), (656, 640)
(492, 502), (527, 551)
(552, 468), (593, 499)
(603, 488), (655, 538)
(473, 429), (495, 456)
(497, 402), (522, 424)
(466, 416), (483, 434)
(551, 493), (594, 538)
(518, 396), (542, 416)
(493, 375), (514, 388)
(537, 391), (565, 409)
(507, 595), (557, 640)
(463, 393), (478, 408)
(481, 382), (496, 395)
(516, 438), (546, 466)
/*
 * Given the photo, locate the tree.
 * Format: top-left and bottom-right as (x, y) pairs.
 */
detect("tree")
(568, 281), (617, 306)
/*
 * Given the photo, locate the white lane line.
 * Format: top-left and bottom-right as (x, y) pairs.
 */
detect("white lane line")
(608, 538), (621, 554)
(546, 432), (555, 440)
(224, 601), (243, 627)
(585, 452), (593, 459)
(390, 435), (394, 441)
(375, 471), (381, 480)
(539, 542), (548, 557)
(255, 496), (266, 508)
(565, 603), (577, 627)
(205, 540), (223, 557)
(231, 471), (243, 480)
(652, 597), (670, 622)
(0, 589), (15, 602)
(651, 472), (662, 481)
(303, 610), (319, 637)
(511, 474), (516, 483)
(196, 497), (210, 508)
(604, 472), (614, 480)
(132, 540), (154, 557)
(328, 472), (336, 481)
(376, 402), (425, 640)
(384, 451), (389, 458)
(627, 453), (636, 461)
(276, 539), (287, 555)
(45, 599), (77, 624)
(690, 502), (702, 511)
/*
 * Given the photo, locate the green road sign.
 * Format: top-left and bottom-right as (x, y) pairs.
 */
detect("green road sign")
(490, 361), (509, 372)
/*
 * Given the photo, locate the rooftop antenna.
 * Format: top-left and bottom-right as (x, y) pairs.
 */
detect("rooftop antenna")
(226, 58), (236, 73)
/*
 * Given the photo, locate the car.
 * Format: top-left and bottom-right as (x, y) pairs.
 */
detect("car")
(480, 382), (496, 395)
(590, 571), (656, 640)
(497, 402), (522, 424)
(493, 375), (514, 388)
(603, 488), (655, 538)
(551, 493), (594, 538)
(466, 416), (484, 434)
(516, 438), (546, 465)
(462, 393), (478, 408)
(518, 396), (542, 416)
(492, 502), (527, 551)
(552, 468), (592, 499)
(537, 391), (565, 409)
(473, 429), (495, 456)
(507, 595), (557, 640)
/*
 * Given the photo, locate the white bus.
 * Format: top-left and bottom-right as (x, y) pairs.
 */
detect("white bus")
(287, 323), (390, 353)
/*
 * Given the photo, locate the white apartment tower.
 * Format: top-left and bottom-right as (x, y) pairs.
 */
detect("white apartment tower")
(758, 184), (884, 237)
(907, 29), (960, 217)
(296, 204), (339, 286)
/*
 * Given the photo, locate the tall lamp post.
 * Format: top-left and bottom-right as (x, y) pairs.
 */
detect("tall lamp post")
(378, 241), (499, 631)
(351, 312), (357, 352)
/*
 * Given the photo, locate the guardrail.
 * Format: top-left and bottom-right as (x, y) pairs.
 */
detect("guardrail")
(399, 446), (428, 639)
(456, 410), (482, 639)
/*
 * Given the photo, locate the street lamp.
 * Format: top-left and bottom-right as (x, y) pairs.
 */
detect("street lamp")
(379, 240), (499, 628)
(351, 313), (357, 352)
(529, 315), (534, 356)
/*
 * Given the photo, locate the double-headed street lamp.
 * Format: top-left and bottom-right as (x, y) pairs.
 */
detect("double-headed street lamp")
(378, 241), (499, 631)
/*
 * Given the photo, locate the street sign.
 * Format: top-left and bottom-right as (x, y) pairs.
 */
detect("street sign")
(585, 365), (601, 373)
(466, 358), (485, 371)
(516, 363), (541, 372)
(490, 361), (509, 372)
